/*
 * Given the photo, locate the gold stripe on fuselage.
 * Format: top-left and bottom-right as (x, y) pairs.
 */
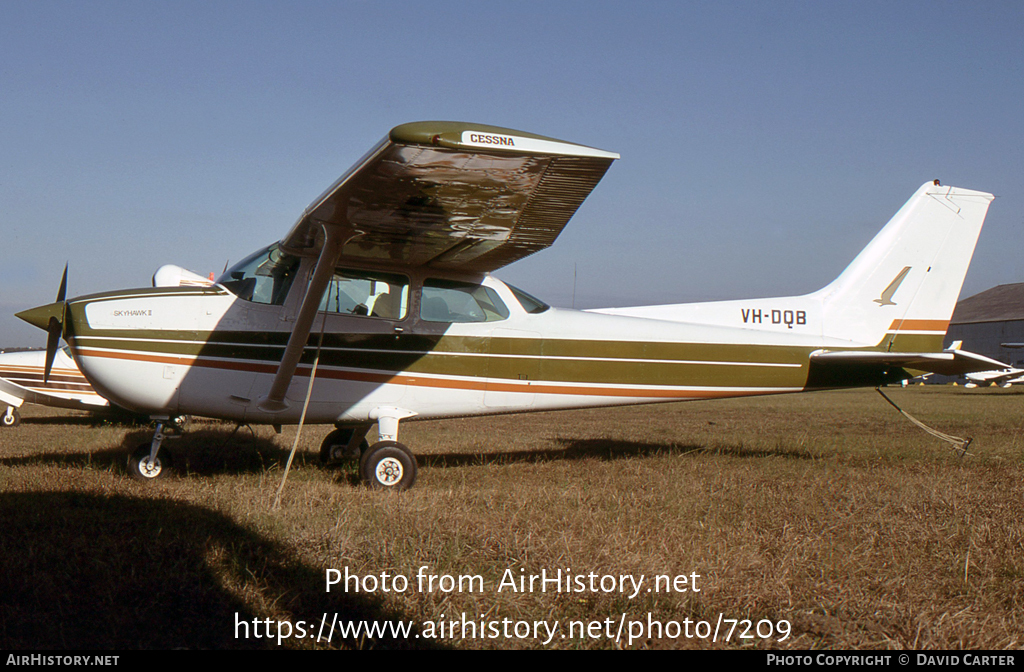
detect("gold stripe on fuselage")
(74, 345), (800, 400)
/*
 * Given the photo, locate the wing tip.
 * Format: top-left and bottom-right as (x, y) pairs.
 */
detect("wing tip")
(390, 121), (619, 160)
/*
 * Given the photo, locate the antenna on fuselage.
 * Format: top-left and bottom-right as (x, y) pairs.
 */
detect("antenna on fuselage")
(572, 263), (577, 309)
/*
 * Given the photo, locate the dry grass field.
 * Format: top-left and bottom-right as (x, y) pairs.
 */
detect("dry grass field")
(1, 385), (1022, 649)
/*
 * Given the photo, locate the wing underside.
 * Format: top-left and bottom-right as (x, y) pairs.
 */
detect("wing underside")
(280, 121), (618, 273)
(259, 122), (617, 412)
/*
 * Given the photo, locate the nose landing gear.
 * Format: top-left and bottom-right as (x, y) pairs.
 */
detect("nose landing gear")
(127, 418), (183, 481)
(1, 405), (20, 428)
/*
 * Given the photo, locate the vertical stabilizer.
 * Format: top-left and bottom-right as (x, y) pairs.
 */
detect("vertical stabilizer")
(815, 182), (993, 349)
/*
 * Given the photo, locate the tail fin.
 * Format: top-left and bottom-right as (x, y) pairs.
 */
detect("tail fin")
(815, 181), (994, 349)
(591, 181), (994, 352)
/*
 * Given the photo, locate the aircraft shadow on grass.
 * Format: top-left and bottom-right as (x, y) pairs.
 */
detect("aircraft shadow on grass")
(0, 426), (314, 477)
(0, 491), (442, 649)
(417, 437), (816, 469)
(1, 422), (816, 481)
(18, 411), (152, 428)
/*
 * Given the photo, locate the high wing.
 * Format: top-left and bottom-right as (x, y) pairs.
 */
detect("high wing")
(261, 121), (618, 411)
(280, 121), (619, 271)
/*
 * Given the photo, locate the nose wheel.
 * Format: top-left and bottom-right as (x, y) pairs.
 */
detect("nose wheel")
(128, 442), (173, 480)
(1, 406), (20, 428)
(127, 419), (182, 481)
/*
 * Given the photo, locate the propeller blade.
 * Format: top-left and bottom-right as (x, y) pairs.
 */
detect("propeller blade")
(44, 314), (62, 384)
(44, 266), (69, 384)
(56, 263), (68, 303)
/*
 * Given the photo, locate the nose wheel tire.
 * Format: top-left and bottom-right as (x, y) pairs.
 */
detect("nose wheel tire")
(128, 442), (172, 481)
(359, 441), (417, 491)
(1, 406), (20, 428)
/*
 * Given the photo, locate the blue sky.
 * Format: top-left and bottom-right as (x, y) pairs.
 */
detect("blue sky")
(2, 1), (1022, 345)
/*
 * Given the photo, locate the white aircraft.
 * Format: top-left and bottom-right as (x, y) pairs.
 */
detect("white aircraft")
(943, 340), (1024, 388)
(0, 346), (109, 427)
(16, 122), (1005, 488)
(964, 369), (1024, 388)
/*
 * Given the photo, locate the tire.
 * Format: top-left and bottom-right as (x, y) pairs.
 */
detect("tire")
(128, 442), (171, 481)
(360, 441), (417, 491)
(319, 428), (369, 464)
(1, 407), (20, 428)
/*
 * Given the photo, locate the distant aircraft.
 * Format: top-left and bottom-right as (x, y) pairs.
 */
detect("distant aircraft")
(0, 346), (109, 427)
(16, 121), (1004, 488)
(963, 368), (1024, 388)
(951, 341), (1024, 388)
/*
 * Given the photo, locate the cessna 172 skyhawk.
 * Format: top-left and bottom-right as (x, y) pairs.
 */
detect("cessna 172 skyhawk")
(16, 121), (1003, 489)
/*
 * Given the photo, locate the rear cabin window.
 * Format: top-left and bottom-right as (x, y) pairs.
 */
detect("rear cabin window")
(507, 283), (550, 314)
(320, 269), (409, 320)
(420, 279), (509, 323)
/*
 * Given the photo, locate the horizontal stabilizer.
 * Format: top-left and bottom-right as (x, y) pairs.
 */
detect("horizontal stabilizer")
(810, 348), (1009, 377)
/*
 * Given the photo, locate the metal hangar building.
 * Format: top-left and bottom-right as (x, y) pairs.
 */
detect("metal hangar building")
(946, 282), (1024, 369)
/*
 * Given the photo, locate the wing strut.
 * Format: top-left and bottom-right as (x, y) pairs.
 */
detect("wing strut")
(258, 224), (352, 412)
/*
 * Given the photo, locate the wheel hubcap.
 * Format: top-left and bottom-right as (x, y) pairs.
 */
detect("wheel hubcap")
(375, 457), (403, 486)
(140, 457), (161, 478)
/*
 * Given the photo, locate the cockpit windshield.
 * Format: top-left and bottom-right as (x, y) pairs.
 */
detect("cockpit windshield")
(218, 244), (300, 305)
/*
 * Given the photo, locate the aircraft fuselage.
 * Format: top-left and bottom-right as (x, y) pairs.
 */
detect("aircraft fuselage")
(59, 253), (922, 427)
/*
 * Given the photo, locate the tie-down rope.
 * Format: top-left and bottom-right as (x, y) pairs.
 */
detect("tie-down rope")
(273, 273), (335, 510)
(876, 387), (972, 458)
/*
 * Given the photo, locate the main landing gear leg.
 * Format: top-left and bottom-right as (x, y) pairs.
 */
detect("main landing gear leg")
(319, 424), (372, 465)
(128, 418), (182, 481)
(360, 407), (418, 491)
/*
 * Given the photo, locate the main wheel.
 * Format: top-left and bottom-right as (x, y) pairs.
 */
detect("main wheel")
(128, 442), (172, 481)
(1, 406), (20, 428)
(319, 428), (369, 464)
(360, 441), (417, 491)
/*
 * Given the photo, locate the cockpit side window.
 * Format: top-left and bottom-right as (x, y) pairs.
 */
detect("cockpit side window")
(320, 269), (409, 320)
(218, 244), (299, 306)
(506, 283), (550, 314)
(421, 279), (509, 323)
